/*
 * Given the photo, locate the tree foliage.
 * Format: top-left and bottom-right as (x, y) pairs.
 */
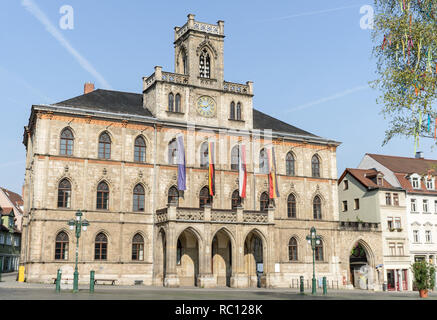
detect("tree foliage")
(371, 0), (437, 146)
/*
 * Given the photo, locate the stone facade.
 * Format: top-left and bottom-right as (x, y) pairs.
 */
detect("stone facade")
(20, 14), (383, 289)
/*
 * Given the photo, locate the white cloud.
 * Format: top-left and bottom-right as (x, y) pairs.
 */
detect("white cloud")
(21, 0), (112, 89)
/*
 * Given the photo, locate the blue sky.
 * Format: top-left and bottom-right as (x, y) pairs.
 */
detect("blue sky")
(0, 0), (436, 194)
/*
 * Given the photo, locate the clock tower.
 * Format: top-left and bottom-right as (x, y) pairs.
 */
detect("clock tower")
(143, 14), (254, 130)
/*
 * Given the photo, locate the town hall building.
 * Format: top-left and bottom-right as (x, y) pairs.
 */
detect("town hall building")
(20, 14), (383, 289)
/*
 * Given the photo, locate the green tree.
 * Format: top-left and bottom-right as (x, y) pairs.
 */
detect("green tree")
(371, 0), (437, 147)
(411, 260), (436, 290)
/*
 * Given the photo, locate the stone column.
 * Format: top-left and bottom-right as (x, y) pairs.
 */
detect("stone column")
(230, 224), (249, 288)
(164, 222), (179, 287)
(197, 205), (216, 288)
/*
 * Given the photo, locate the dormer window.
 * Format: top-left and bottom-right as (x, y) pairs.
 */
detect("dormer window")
(377, 173), (383, 186)
(411, 176), (420, 189)
(199, 49), (210, 78)
(426, 177), (434, 190)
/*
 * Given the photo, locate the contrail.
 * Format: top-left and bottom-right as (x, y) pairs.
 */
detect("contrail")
(286, 85), (369, 112)
(255, 4), (361, 23)
(0, 65), (53, 103)
(21, 0), (112, 90)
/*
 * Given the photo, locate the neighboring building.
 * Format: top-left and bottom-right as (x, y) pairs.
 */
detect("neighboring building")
(338, 169), (411, 291)
(21, 14), (382, 289)
(0, 187), (23, 272)
(359, 153), (437, 289)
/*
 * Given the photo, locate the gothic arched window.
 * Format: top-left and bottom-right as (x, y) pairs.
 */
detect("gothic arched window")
(231, 190), (241, 210)
(200, 142), (209, 168)
(55, 231), (69, 260)
(259, 149), (268, 174)
(311, 155), (320, 178)
(260, 192), (270, 212)
(96, 181), (109, 210)
(175, 94), (181, 112)
(286, 152), (295, 176)
(176, 239), (182, 265)
(57, 179), (71, 208)
(168, 186), (179, 205)
(313, 195), (322, 220)
(236, 102), (242, 120)
(231, 145), (239, 171)
(134, 136), (146, 162)
(168, 139), (177, 165)
(199, 49), (211, 78)
(287, 194), (297, 218)
(230, 102), (235, 120)
(199, 186), (212, 208)
(168, 93), (174, 112)
(315, 240), (324, 261)
(133, 184), (145, 212)
(98, 132), (111, 159)
(95, 233), (108, 260)
(60, 128), (74, 156)
(288, 237), (298, 261)
(132, 233), (144, 261)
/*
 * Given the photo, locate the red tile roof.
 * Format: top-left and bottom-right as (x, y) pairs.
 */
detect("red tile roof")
(338, 168), (398, 190)
(366, 153), (437, 175)
(0, 207), (14, 215)
(0, 187), (23, 213)
(367, 154), (437, 195)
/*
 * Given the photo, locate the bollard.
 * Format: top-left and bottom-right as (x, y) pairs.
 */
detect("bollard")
(90, 270), (95, 293)
(55, 269), (62, 293)
(299, 276), (304, 294)
(323, 277), (327, 295)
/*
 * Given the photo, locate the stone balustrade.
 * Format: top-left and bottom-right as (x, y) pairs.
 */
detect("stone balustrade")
(339, 221), (380, 231)
(154, 204), (272, 224)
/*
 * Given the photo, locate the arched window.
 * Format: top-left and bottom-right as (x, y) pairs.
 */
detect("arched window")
(175, 94), (181, 112)
(57, 179), (71, 208)
(95, 233), (108, 260)
(98, 132), (111, 159)
(230, 102), (235, 120)
(168, 186), (179, 205)
(231, 145), (239, 171)
(315, 240), (324, 261)
(168, 93), (174, 112)
(311, 155), (320, 177)
(176, 239), (182, 265)
(133, 184), (145, 212)
(313, 195), (322, 220)
(231, 190), (241, 210)
(168, 139), (177, 165)
(199, 186), (212, 208)
(259, 149), (268, 174)
(199, 48), (211, 78)
(236, 102), (242, 120)
(288, 237), (298, 261)
(286, 152), (295, 176)
(132, 233), (144, 261)
(287, 194), (297, 218)
(134, 136), (146, 162)
(200, 142), (209, 168)
(60, 128), (74, 155)
(96, 181), (109, 210)
(55, 231), (69, 260)
(182, 50), (188, 75)
(260, 192), (270, 212)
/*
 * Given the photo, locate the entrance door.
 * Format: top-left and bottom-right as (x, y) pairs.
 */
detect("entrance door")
(387, 270), (395, 291)
(402, 269), (408, 291)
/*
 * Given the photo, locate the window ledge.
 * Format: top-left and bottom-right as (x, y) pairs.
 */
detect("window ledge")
(228, 118), (245, 122)
(166, 110), (185, 115)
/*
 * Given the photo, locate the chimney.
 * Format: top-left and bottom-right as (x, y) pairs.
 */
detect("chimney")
(84, 82), (95, 95)
(415, 151), (424, 159)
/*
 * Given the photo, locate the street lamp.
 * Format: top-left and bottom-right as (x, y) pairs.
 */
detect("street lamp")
(67, 210), (89, 293)
(306, 226), (321, 295)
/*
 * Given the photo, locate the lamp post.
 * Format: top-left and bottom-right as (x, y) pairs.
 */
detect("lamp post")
(306, 226), (321, 295)
(67, 210), (89, 293)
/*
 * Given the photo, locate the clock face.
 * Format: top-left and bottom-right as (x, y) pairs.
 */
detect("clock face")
(196, 96), (216, 117)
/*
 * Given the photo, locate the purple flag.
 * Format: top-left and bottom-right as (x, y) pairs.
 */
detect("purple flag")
(176, 134), (186, 191)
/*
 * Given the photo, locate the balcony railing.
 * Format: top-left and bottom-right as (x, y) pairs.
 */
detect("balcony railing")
(155, 205), (272, 224)
(339, 221), (380, 231)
